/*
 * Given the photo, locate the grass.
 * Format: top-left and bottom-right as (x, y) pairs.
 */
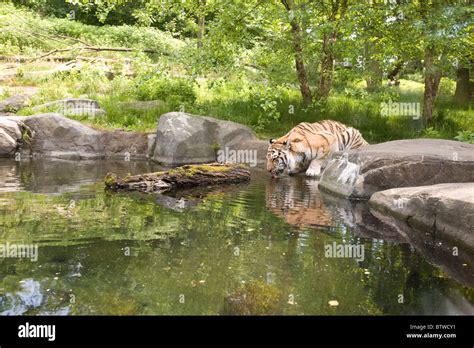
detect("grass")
(1, 2), (473, 144)
(8, 64), (474, 143)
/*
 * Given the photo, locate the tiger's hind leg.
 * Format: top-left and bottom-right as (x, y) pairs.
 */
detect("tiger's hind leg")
(305, 159), (322, 177)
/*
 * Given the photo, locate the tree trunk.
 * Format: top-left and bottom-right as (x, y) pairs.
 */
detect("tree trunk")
(316, 33), (335, 100)
(197, 16), (205, 48)
(315, 0), (348, 101)
(197, 0), (206, 48)
(454, 67), (472, 103)
(290, 20), (312, 104)
(362, 21), (383, 91)
(104, 163), (250, 194)
(365, 48), (383, 92)
(423, 46), (442, 124)
(387, 60), (403, 86)
(281, 0), (312, 104)
(366, 57), (383, 92)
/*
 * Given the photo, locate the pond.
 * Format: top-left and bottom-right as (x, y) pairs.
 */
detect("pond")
(0, 158), (473, 315)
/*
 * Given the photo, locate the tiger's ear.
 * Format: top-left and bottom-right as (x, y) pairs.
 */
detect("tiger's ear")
(269, 138), (276, 144)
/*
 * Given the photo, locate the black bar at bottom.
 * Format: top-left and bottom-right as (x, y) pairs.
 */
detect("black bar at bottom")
(0, 315), (472, 346)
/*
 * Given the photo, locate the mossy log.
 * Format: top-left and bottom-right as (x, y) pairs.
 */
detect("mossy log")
(104, 163), (250, 193)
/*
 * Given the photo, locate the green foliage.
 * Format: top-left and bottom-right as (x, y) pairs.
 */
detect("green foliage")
(134, 75), (197, 107)
(438, 78), (456, 99)
(0, 3), (184, 56)
(342, 87), (369, 100)
(454, 131), (474, 144)
(249, 85), (283, 131)
(421, 127), (442, 139)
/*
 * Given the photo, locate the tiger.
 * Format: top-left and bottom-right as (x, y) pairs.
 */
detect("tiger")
(266, 120), (368, 178)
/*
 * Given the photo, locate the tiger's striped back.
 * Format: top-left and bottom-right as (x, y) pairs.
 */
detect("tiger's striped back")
(280, 120), (348, 140)
(333, 127), (369, 151)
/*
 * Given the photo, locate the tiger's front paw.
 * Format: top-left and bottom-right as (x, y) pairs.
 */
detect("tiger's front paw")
(305, 167), (321, 177)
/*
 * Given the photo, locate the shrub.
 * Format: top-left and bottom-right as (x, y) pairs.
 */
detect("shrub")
(248, 85), (286, 131)
(454, 130), (474, 144)
(134, 75), (197, 107)
(421, 127), (443, 138)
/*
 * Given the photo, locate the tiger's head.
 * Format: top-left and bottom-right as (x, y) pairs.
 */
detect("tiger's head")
(267, 132), (337, 178)
(266, 139), (294, 178)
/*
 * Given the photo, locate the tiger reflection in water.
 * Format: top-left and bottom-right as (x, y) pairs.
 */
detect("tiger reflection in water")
(265, 175), (335, 228)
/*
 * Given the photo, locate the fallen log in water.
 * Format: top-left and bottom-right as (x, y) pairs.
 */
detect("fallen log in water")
(104, 163), (250, 193)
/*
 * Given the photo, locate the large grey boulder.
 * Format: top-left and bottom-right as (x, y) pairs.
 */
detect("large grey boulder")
(152, 112), (267, 166)
(1, 113), (151, 160)
(369, 183), (474, 249)
(263, 174), (474, 287)
(154, 113), (218, 164)
(22, 113), (103, 159)
(319, 139), (474, 199)
(215, 118), (258, 148)
(0, 117), (22, 156)
(368, 183), (474, 287)
(0, 94), (30, 114)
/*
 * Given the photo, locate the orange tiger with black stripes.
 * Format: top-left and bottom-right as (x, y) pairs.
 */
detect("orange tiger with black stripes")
(266, 120), (368, 178)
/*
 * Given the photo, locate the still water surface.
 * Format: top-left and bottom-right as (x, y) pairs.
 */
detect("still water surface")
(0, 158), (472, 315)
